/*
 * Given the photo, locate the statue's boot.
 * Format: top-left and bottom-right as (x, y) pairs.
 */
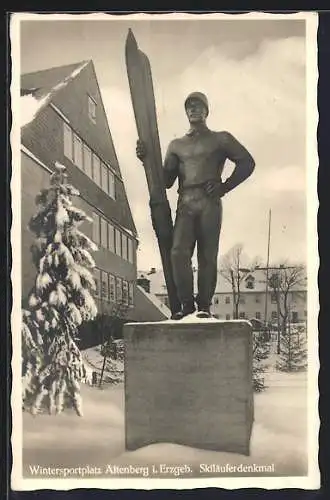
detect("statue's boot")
(171, 301), (195, 320)
(196, 305), (212, 319)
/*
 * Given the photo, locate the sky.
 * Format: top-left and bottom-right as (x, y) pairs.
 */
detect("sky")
(18, 14), (309, 270)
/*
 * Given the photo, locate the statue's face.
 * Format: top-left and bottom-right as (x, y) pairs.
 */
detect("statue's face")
(185, 98), (208, 123)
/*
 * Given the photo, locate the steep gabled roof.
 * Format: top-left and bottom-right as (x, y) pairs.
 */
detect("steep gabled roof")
(21, 61), (91, 129)
(21, 61), (90, 100)
(21, 61), (137, 236)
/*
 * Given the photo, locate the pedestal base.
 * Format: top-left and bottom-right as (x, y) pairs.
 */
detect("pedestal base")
(124, 319), (254, 455)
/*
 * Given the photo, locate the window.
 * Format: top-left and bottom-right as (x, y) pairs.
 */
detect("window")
(63, 123), (73, 161)
(94, 268), (101, 297)
(214, 297), (219, 305)
(225, 296), (230, 304)
(292, 311), (298, 323)
(92, 212), (100, 245)
(73, 133), (83, 170)
(83, 144), (92, 178)
(239, 296), (245, 304)
(121, 234), (128, 261)
(108, 223), (115, 253)
(255, 295), (261, 303)
(122, 280), (129, 306)
(93, 153), (101, 187)
(226, 314), (231, 320)
(88, 95), (96, 123)
(271, 311), (277, 320)
(128, 238), (134, 264)
(101, 162), (108, 193)
(116, 277), (123, 303)
(109, 171), (115, 199)
(101, 271), (109, 301)
(109, 274), (116, 302)
(100, 218), (108, 248)
(271, 292), (277, 304)
(115, 229), (121, 256)
(256, 312), (261, 319)
(128, 282), (134, 306)
(239, 312), (246, 319)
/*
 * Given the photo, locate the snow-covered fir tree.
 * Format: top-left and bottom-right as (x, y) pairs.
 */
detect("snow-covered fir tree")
(276, 326), (307, 372)
(252, 331), (270, 392)
(22, 162), (98, 416)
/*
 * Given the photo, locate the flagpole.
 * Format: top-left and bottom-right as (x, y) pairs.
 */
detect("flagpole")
(264, 209), (272, 326)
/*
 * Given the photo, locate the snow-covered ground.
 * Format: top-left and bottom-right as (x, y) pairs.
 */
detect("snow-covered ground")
(22, 345), (308, 479)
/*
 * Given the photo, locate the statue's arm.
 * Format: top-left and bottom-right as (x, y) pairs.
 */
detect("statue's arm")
(220, 132), (255, 194)
(163, 141), (179, 189)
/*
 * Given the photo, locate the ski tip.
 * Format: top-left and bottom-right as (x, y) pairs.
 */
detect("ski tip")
(126, 28), (138, 50)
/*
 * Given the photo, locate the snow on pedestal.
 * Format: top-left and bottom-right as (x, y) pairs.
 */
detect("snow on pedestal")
(124, 317), (254, 456)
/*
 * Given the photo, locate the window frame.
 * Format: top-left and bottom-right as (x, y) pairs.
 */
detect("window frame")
(109, 170), (115, 199)
(100, 217), (108, 249)
(128, 282), (134, 307)
(116, 276), (123, 304)
(101, 270), (109, 301)
(108, 222), (115, 253)
(128, 238), (134, 264)
(92, 212), (100, 245)
(83, 143), (92, 178)
(94, 268), (101, 297)
(109, 274), (116, 302)
(73, 133), (83, 170)
(92, 153), (101, 187)
(122, 280), (129, 306)
(63, 122), (73, 162)
(101, 161), (109, 194)
(121, 234), (128, 261)
(115, 228), (122, 257)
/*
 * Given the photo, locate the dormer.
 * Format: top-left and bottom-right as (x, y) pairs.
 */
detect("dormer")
(245, 274), (255, 289)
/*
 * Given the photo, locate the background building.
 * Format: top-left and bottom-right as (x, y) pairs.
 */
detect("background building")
(139, 266), (307, 325)
(21, 61), (170, 346)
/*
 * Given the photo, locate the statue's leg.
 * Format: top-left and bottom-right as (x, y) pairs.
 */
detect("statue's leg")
(171, 202), (196, 313)
(196, 198), (222, 311)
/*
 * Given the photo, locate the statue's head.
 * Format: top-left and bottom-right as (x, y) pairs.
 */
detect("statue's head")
(184, 92), (209, 124)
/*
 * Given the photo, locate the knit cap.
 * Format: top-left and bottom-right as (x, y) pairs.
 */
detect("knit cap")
(184, 92), (209, 116)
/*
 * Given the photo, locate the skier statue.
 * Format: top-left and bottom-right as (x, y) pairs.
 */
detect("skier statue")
(136, 92), (255, 320)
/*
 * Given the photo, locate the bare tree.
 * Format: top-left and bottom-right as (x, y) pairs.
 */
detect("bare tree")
(267, 262), (306, 354)
(98, 300), (129, 387)
(219, 244), (261, 319)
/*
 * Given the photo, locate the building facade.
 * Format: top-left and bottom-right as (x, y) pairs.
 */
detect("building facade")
(21, 61), (169, 334)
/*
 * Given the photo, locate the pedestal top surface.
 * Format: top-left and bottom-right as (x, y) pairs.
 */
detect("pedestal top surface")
(126, 312), (252, 328)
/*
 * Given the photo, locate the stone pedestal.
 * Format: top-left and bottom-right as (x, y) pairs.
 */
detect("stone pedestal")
(124, 319), (254, 455)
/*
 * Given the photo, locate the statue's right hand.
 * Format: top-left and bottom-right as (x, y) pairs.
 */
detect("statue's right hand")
(136, 139), (147, 162)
